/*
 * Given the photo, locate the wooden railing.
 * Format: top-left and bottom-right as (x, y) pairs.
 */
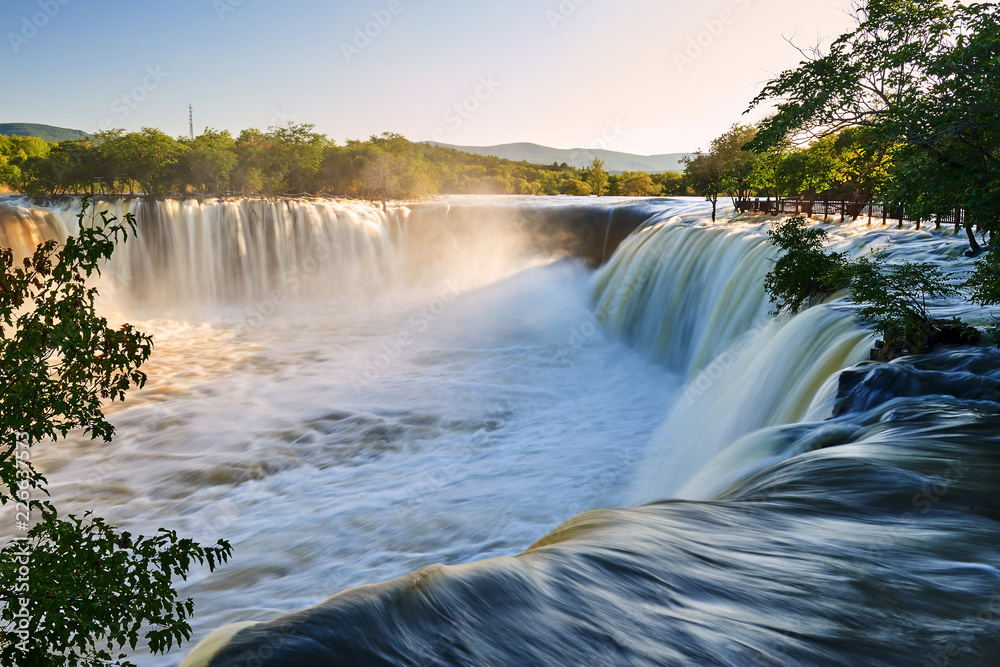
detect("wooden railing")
(736, 198), (971, 231)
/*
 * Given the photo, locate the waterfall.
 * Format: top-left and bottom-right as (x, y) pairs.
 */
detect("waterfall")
(30, 197), (401, 307)
(593, 218), (775, 377)
(0, 195), (659, 312)
(174, 200), (1000, 665)
(591, 214), (874, 503)
(5, 195), (998, 667)
(628, 304), (873, 503)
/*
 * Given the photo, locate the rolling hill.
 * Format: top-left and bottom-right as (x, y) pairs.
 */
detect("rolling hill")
(425, 141), (690, 174)
(0, 123), (89, 142)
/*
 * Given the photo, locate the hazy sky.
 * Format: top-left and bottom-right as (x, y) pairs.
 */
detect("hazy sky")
(2, 0), (859, 154)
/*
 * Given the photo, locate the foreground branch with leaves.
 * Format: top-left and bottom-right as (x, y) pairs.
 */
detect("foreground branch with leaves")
(0, 198), (231, 666)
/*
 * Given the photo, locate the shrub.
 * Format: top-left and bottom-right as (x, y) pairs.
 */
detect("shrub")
(763, 216), (852, 314)
(850, 255), (974, 359)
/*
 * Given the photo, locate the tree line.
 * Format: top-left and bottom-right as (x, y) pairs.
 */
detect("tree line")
(0, 128), (698, 202)
(742, 0), (1000, 359)
(684, 0), (1000, 254)
(682, 123), (891, 222)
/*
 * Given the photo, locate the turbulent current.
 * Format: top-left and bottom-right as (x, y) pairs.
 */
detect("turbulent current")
(1, 195), (998, 666)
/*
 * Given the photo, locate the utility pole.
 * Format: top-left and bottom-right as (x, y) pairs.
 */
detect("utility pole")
(189, 104), (194, 140)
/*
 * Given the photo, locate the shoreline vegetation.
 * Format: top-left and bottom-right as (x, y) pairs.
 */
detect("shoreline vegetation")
(0, 130), (691, 204)
(705, 0), (999, 362)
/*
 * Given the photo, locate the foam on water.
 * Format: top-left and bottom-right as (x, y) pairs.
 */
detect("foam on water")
(0, 196), (683, 663)
(2, 196), (997, 665)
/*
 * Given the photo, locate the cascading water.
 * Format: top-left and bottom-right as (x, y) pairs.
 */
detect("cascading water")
(1, 195), (998, 666)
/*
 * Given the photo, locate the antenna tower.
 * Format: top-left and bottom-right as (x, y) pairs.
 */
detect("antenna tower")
(188, 104), (194, 140)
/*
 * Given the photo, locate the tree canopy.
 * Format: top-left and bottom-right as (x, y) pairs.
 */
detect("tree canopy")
(0, 127), (691, 201)
(747, 0), (1000, 249)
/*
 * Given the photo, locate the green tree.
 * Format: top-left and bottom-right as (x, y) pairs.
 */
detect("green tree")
(748, 0), (1000, 253)
(180, 129), (238, 194)
(850, 255), (968, 358)
(587, 158), (608, 196)
(2, 136), (52, 195)
(763, 216), (975, 360)
(774, 136), (843, 200)
(763, 215), (852, 314)
(560, 178), (593, 196)
(361, 152), (405, 209)
(231, 129), (271, 195)
(0, 198), (231, 665)
(713, 123), (761, 206)
(267, 123), (328, 193)
(654, 171), (688, 196)
(117, 129), (186, 196)
(618, 171), (661, 197)
(829, 128), (894, 204)
(91, 130), (129, 195)
(683, 150), (724, 220)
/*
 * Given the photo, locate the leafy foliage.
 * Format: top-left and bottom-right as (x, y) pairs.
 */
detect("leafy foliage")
(747, 0), (1000, 251)
(587, 158), (608, 197)
(682, 149), (724, 220)
(559, 178), (592, 196)
(763, 215), (974, 359)
(0, 199), (150, 445)
(763, 216), (851, 314)
(849, 255), (961, 346)
(968, 248), (1000, 307)
(0, 127), (689, 200)
(0, 198), (231, 665)
(616, 171), (660, 197)
(0, 512), (232, 666)
(683, 123), (778, 219)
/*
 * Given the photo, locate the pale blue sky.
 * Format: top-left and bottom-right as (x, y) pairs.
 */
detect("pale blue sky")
(1, 0), (857, 153)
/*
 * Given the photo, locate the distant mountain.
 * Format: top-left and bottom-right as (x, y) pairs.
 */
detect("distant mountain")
(0, 123), (88, 142)
(426, 141), (690, 174)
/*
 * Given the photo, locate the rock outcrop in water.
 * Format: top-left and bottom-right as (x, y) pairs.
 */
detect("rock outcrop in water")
(868, 318), (982, 362)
